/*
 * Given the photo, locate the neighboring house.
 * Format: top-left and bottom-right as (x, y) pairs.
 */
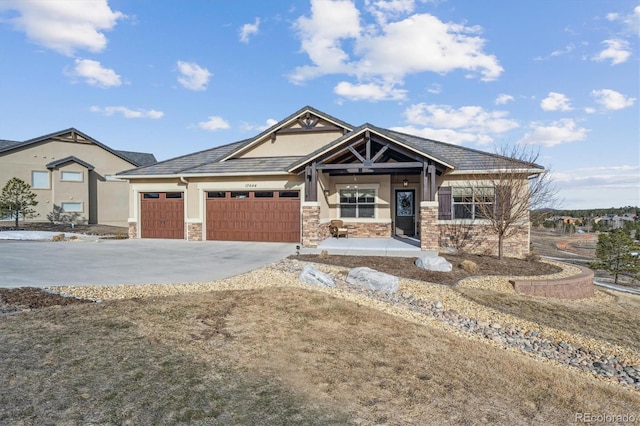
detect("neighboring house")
(118, 106), (544, 257)
(0, 129), (156, 227)
(597, 214), (637, 229)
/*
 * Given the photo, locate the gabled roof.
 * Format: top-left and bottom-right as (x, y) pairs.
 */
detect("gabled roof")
(0, 128), (157, 167)
(46, 156), (95, 171)
(218, 105), (354, 162)
(117, 106), (544, 179)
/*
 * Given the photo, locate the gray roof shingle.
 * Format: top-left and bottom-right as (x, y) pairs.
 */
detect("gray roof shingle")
(117, 106), (543, 178)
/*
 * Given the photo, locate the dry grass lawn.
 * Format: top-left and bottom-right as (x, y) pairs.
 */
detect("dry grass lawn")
(1, 286), (639, 425)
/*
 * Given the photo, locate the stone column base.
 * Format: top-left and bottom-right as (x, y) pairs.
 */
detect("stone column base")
(128, 222), (137, 239)
(187, 222), (203, 241)
(420, 202), (439, 251)
(302, 204), (320, 247)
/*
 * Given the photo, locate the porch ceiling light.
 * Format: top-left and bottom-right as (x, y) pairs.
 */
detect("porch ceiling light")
(402, 178), (409, 187)
(323, 189), (330, 197)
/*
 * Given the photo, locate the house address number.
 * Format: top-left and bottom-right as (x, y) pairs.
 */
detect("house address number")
(245, 183), (257, 188)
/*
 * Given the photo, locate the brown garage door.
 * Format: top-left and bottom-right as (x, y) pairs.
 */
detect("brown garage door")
(206, 190), (300, 242)
(140, 192), (184, 239)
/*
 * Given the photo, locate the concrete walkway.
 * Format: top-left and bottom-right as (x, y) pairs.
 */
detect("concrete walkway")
(300, 236), (425, 257)
(0, 239), (296, 288)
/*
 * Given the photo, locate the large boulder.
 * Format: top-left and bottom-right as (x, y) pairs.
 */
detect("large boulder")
(347, 267), (399, 294)
(299, 265), (336, 288)
(415, 256), (452, 272)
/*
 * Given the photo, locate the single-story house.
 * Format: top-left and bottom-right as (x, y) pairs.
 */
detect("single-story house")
(117, 106), (543, 257)
(0, 128), (156, 227)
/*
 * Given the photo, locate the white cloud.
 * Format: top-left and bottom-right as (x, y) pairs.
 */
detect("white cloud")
(540, 92), (573, 112)
(240, 18), (260, 43)
(365, 0), (416, 25)
(518, 119), (588, 147)
(68, 59), (121, 87)
(606, 6), (640, 35)
(584, 107), (596, 114)
(0, 0), (125, 56)
(591, 89), (636, 110)
(290, 1), (503, 94)
(390, 125), (485, 145)
(427, 83), (442, 94)
(403, 103), (518, 133)
(290, 0), (361, 84)
(198, 116), (230, 131)
(176, 61), (212, 91)
(392, 103), (518, 146)
(551, 165), (640, 208)
(592, 39), (631, 65)
(90, 106), (163, 119)
(495, 94), (514, 105)
(334, 81), (407, 101)
(240, 118), (278, 132)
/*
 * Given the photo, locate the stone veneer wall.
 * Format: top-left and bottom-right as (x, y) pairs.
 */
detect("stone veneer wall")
(438, 222), (530, 259)
(319, 222), (392, 239)
(302, 204), (320, 247)
(128, 222), (137, 239)
(510, 264), (595, 299)
(187, 222), (203, 241)
(420, 202), (439, 251)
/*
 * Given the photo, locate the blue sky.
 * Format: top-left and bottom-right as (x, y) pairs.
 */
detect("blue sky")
(0, 0), (638, 210)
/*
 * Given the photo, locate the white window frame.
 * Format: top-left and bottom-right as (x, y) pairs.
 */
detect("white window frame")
(61, 202), (83, 213)
(31, 171), (50, 189)
(61, 171), (83, 182)
(336, 184), (378, 219)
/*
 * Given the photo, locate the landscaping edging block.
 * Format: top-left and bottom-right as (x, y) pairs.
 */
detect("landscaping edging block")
(510, 264), (595, 300)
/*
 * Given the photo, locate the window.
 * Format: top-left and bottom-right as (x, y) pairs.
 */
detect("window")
(451, 187), (494, 220)
(165, 192), (183, 199)
(254, 191), (274, 198)
(207, 191), (226, 198)
(61, 202), (82, 212)
(339, 188), (375, 218)
(230, 191), (249, 198)
(61, 171), (82, 182)
(143, 193), (160, 199)
(278, 191), (299, 198)
(32, 171), (49, 189)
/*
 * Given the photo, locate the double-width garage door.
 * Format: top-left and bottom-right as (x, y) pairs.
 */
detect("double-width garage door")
(206, 190), (300, 242)
(140, 192), (184, 239)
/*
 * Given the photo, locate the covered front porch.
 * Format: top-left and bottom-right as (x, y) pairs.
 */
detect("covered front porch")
(292, 126), (450, 251)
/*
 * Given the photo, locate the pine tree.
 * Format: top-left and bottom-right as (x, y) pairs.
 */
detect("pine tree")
(0, 178), (39, 227)
(592, 229), (640, 284)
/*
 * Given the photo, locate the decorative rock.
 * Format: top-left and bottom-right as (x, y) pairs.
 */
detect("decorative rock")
(458, 259), (479, 274)
(434, 301), (443, 310)
(346, 267), (399, 294)
(415, 256), (452, 272)
(298, 265), (336, 288)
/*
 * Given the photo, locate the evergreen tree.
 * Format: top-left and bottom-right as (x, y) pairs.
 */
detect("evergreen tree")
(592, 229), (640, 284)
(0, 178), (39, 227)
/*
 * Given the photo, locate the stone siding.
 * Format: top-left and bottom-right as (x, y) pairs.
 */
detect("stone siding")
(302, 205), (320, 247)
(438, 222), (530, 259)
(420, 203), (439, 251)
(324, 222), (392, 238)
(510, 264), (595, 299)
(187, 222), (203, 241)
(128, 222), (137, 239)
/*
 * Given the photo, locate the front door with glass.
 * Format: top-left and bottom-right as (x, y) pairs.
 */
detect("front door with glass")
(395, 189), (415, 236)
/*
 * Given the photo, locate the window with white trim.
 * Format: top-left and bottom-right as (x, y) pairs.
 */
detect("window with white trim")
(339, 188), (376, 218)
(61, 171), (83, 182)
(61, 202), (83, 212)
(32, 171), (50, 189)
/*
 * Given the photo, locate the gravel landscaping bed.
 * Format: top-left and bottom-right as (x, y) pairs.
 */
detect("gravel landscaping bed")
(37, 257), (639, 391)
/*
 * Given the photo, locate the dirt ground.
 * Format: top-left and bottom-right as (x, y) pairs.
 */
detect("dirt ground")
(0, 222), (127, 236)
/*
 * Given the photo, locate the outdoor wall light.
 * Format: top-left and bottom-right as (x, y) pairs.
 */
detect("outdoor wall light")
(323, 189), (330, 197)
(402, 178), (409, 187)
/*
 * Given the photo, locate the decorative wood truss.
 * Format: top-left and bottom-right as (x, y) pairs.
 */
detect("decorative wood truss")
(272, 112), (348, 139)
(304, 130), (447, 202)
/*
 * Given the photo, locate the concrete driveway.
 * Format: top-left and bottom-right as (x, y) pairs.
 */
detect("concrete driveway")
(0, 239), (297, 288)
